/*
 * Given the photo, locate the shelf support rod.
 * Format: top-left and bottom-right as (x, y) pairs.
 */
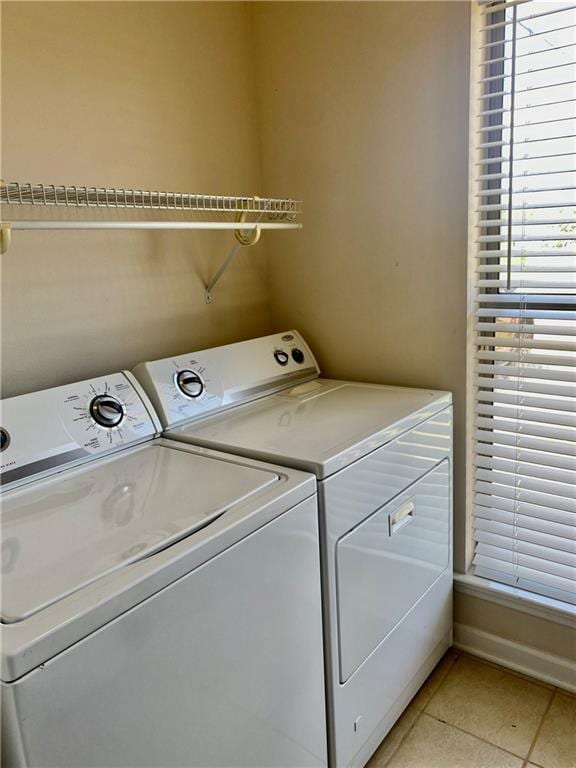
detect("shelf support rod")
(205, 241), (244, 304)
(205, 206), (264, 304)
(5, 221), (299, 231)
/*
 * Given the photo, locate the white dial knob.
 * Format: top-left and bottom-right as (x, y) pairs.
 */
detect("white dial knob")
(176, 370), (204, 399)
(90, 395), (124, 428)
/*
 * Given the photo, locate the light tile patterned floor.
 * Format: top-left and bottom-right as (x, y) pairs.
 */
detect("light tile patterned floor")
(367, 650), (576, 768)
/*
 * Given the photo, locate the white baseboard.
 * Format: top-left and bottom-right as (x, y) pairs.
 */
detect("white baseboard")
(454, 623), (576, 694)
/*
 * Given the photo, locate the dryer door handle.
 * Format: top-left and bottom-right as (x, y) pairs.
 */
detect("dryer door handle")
(388, 499), (415, 536)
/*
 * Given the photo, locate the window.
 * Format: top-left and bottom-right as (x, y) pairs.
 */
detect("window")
(470, 0), (576, 604)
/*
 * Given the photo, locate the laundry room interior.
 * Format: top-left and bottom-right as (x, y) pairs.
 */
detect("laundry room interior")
(1, 2), (574, 768)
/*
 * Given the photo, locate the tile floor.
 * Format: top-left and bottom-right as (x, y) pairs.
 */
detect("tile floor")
(367, 650), (576, 768)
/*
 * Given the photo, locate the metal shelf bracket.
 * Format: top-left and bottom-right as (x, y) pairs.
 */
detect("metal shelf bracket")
(0, 224), (11, 255)
(205, 208), (263, 304)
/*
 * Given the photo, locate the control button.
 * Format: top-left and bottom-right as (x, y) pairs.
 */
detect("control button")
(291, 348), (305, 364)
(176, 370), (204, 399)
(90, 395), (124, 428)
(0, 428), (10, 452)
(274, 350), (289, 366)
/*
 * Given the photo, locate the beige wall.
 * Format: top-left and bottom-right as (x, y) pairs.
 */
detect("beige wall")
(1, 1), (272, 398)
(253, 1), (471, 569)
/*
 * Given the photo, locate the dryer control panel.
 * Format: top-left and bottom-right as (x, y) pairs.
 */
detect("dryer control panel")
(0, 372), (161, 491)
(133, 330), (320, 429)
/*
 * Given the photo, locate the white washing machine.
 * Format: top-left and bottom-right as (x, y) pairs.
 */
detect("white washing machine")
(134, 331), (453, 768)
(0, 371), (327, 768)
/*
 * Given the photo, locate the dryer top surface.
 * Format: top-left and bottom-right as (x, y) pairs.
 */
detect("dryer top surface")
(167, 379), (452, 479)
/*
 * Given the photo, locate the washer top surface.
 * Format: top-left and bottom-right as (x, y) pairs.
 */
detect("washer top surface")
(1, 442), (278, 624)
(168, 379), (451, 479)
(1, 370), (315, 681)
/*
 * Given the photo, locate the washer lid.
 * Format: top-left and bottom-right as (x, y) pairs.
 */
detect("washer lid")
(1, 444), (278, 623)
(170, 379), (452, 479)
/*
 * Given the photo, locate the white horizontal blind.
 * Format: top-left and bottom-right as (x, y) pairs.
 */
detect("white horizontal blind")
(472, 0), (576, 604)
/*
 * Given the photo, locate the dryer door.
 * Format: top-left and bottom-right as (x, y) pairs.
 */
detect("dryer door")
(336, 460), (450, 683)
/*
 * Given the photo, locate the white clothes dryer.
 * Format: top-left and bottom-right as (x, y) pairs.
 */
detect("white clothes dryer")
(134, 331), (454, 768)
(0, 371), (327, 768)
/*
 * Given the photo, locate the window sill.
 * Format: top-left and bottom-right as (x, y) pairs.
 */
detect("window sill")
(454, 572), (576, 629)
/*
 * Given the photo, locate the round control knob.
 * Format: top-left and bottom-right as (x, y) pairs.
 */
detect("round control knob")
(90, 395), (124, 428)
(0, 428), (10, 452)
(274, 350), (289, 366)
(176, 370), (204, 399)
(291, 348), (305, 364)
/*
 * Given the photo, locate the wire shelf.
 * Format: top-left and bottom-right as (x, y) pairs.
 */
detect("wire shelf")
(0, 182), (302, 219)
(0, 181), (303, 299)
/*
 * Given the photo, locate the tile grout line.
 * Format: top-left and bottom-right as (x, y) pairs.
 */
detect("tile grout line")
(421, 712), (531, 763)
(383, 650), (559, 767)
(382, 709), (425, 767)
(458, 650), (556, 693)
(383, 652), (461, 767)
(523, 686), (557, 767)
(422, 650), (559, 762)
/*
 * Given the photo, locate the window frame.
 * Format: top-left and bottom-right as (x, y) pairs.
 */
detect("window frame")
(465, 0), (576, 600)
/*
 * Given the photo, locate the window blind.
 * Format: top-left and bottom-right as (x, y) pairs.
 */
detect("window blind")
(472, 0), (576, 605)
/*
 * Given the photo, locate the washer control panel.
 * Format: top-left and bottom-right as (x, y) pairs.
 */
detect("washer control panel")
(133, 330), (320, 429)
(0, 372), (160, 491)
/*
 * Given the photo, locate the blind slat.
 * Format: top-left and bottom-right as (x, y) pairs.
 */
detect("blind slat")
(475, 389), (576, 411)
(476, 293), (576, 304)
(476, 280), (576, 291)
(473, 546), (576, 583)
(476, 363), (576, 383)
(475, 441), (576, 470)
(479, 60), (576, 85)
(478, 200), (576, 210)
(477, 217), (576, 228)
(476, 150), (576, 166)
(476, 414), (575, 446)
(478, 79), (576, 99)
(479, 97), (576, 119)
(480, 22), (576, 51)
(475, 511), (576, 543)
(475, 349), (576, 366)
(474, 530), (576, 567)
(482, 3), (576, 31)
(474, 564), (576, 604)
(481, 53), (576, 76)
(476, 265), (576, 273)
(475, 428), (576, 458)
(476, 250), (576, 259)
(476, 454), (576, 484)
(476, 376), (576, 397)
(476, 307), (576, 319)
(478, 120), (576, 138)
(475, 492), (576, 525)
(478, 167), (576, 181)
(476, 469), (576, 503)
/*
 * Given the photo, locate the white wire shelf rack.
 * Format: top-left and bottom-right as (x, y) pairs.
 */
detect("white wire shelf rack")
(0, 182), (302, 218)
(0, 181), (303, 301)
